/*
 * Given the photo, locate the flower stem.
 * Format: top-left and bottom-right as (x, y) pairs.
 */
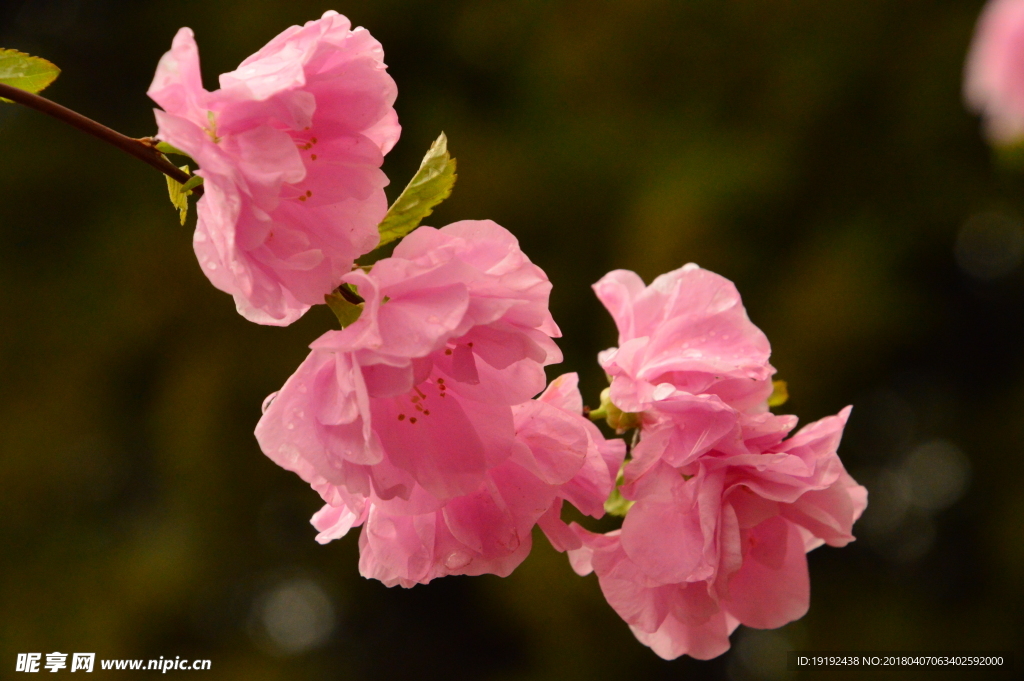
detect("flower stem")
(0, 83), (202, 196)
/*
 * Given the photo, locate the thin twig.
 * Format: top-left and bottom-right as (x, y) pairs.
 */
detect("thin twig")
(0, 83), (202, 196)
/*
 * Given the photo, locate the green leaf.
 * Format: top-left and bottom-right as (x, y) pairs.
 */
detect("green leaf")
(376, 132), (457, 248)
(767, 380), (789, 408)
(180, 174), (204, 193)
(166, 165), (192, 226)
(325, 287), (364, 328)
(0, 49), (60, 102)
(155, 141), (190, 157)
(603, 465), (634, 517)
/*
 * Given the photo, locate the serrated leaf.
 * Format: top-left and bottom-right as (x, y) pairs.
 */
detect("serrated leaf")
(166, 164), (192, 226)
(155, 141), (190, 157)
(376, 132), (457, 248)
(325, 287), (364, 328)
(0, 49), (60, 102)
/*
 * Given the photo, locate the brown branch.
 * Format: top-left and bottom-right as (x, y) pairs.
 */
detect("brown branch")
(0, 83), (203, 196)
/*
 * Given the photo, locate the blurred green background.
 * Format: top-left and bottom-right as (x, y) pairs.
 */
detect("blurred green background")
(1, 0), (1022, 679)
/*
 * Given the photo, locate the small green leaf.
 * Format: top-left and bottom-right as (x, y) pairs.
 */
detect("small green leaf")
(0, 49), (60, 102)
(376, 132), (457, 248)
(325, 287), (364, 328)
(166, 164), (192, 226)
(180, 174), (204, 193)
(603, 487), (635, 517)
(155, 141), (190, 157)
(767, 380), (789, 408)
(603, 465), (634, 517)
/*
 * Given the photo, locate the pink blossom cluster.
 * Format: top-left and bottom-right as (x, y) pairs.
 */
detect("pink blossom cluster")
(147, 12), (865, 662)
(256, 221), (624, 585)
(149, 11), (400, 325)
(565, 265), (867, 660)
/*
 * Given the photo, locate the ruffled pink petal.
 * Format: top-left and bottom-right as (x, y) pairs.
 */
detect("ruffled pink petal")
(722, 517), (810, 629)
(632, 609), (738, 661)
(148, 27), (208, 126)
(620, 464), (708, 584)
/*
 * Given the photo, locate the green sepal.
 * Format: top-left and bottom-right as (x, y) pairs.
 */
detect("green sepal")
(603, 465), (635, 517)
(0, 49), (60, 102)
(165, 164), (193, 226)
(325, 286), (363, 328)
(375, 133), (457, 248)
(155, 141), (191, 158)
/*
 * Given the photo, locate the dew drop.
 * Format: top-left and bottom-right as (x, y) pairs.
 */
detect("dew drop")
(445, 551), (471, 569)
(206, 262), (218, 270)
(287, 423), (295, 430)
(261, 391), (279, 414)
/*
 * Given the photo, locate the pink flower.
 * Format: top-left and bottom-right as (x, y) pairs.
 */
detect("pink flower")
(149, 11), (400, 325)
(569, 408), (866, 660)
(256, 220), (562, 502)
(255, 223), (624, 584)
(307, 374), (625, 587)
(965, 0), (1024, 143)
(594, 265), (774, 416)
(571, 264), (867, 660)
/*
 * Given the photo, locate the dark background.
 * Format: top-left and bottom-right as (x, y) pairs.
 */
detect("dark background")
(1, 1), (1022, 679)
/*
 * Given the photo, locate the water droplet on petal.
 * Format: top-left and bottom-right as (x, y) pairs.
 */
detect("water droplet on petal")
(652, 383), (675, 401)
(206, 262), (218, 270)
(445, 551), (472, 569)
